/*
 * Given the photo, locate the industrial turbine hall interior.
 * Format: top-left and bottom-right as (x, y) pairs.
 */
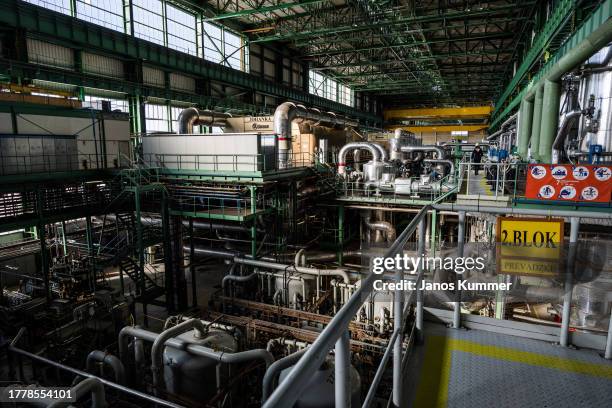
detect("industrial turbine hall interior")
(1, 0), (612, 407)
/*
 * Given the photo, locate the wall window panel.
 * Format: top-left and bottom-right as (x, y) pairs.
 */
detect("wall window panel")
(76, 0), (124, 32)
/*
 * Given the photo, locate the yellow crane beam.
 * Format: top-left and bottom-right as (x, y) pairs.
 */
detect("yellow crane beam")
(389, 125), (488, 133)
(384, 106), (493, 121)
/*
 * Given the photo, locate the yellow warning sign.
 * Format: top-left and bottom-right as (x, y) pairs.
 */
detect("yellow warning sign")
(496, 217), (564, 276)
(496, 217), (564, 259)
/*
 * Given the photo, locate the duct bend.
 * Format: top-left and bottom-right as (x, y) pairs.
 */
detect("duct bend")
(552, 110), (582, 163)
(86, 350), (126, 385)
(273, 102), (358, 169)
(400, 145), (445, 159)
(423, 159), (455, 177)
(178, 107), (232, 134)
(262, 348), (308, 402)
(338, 142), (381, 175)
(363, 213), (396, 243)
(370, 142), (389, 161)
(151, 318), (208, 395)
(48, 378), (107, 408)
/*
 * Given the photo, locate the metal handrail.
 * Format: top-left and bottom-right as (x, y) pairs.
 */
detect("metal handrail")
(263, 205), (430, 407)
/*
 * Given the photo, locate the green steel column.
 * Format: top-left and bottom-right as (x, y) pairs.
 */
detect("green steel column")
(337, 205), (345, 266)
(189, 218), (197, 308)
(538, 80), (561, 163)
(517, 98), (534, 159)
(134, 186), (145, 302)
(35, 188), (50, 302)
(37, 224), (50, 303)
(250, 186), (257, 258)
(85, 215), (96, 291)
(530, 86), (544, 162)
(161, 193), (173, 311)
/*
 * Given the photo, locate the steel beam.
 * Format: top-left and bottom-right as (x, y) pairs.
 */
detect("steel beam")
(384, 106), (492, 121)
(204, 0), (327, 21)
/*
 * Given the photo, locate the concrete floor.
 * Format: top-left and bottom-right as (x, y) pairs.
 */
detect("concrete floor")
(405, 322), (612, 408)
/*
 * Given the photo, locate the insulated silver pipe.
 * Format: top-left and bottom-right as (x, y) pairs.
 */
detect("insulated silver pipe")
(86, 351), (126, 385)
(370, 142), (388, 161)
(262, 349), (309, 402)
(274, 102), (358, 169)
(189, 246), (350, 283)
(118, 326), (274, 370)
(423, 159), (455, 177)
(222, 270), (258, 294)
(560, 217), (579, 347)
(48, 378), (107, 408)
(8, 343), (183, 408)
(400, 145), (445, 159)
(338, 142), (381, 175)
(363, 213), (396, 243)
(335, 330), (351, 407)
(177, 107), (231, 134)
(552, 110), (582, 163)
(151, 319), (207, 394)
(432, 204), (612, 219)
(453, 211), (466, 329)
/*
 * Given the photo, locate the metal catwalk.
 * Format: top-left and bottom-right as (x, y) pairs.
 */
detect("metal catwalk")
(407, 322), (612, 408)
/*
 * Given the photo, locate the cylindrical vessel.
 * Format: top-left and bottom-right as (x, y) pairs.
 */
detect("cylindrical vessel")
(163, 330), (238, 401)
(278, 358), (361, 407)
(363, 161), (385, 182)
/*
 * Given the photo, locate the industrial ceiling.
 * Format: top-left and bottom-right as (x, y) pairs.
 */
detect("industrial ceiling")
(192, 0), (600, 109)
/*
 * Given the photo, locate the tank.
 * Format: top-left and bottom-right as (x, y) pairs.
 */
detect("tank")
(275, 275), (315, 308)
(579, 46), (612, 153)
(381, 163), (396, 183)
(363, 161), (385, 182)
(278, 357), (361, 407)
(163, 329), (238, 401)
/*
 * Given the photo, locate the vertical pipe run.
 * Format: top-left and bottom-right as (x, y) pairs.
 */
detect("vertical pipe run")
(453, 211), (466, 329)
(530, 86), (544, 161)
(338, 205), (345, 266)
(539, 80), (562, 163)
(518, 98), (534, 159)
(560, 217), (579, 347)
(392, 259), (404, 406)
(189, 218), (197, 307)
(334, 330), (351, 408)
(416, 216), (426, 342)
(250, 186), (257, 258)
(605, 307), (612, 359)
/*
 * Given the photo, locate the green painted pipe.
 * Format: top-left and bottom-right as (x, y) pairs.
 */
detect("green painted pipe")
(539, 80), (561, 163)
(518, 17), (612, 161)
(517, 98), (533, 158)
(530, 86), (544, 161)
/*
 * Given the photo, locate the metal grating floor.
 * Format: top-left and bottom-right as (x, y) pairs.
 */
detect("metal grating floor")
(407, 323), (612, 408)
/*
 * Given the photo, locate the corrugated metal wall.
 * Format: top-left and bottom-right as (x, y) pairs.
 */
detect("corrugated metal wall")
(82, 52), (124, 78)
(26, 38), (74, 69)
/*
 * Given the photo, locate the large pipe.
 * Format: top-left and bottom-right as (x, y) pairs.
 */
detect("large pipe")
(262, 349), (309, 402)
(86, 351), (126, 385)
(370, 142), (388, 161)
(274, 102), (358, 169)
(337, 142), (381, 175)
(552, 110), (583, 163)
(8, 343), (183, 408)
(423, 159), (455, 177)
(530, 86), (544, 160)
(363, 212), (396, 243)
(400, 145), (445, 159)
(119, 326), (273, 369)
(188, 246), (350, 284)
(177, 107), (231, 134)
(48, 378), (107, 408)
(518, 18), (612, 159)
(538, 80), (562, 163)
(222, 270), (258, 294)
(151, 318), (207, 394)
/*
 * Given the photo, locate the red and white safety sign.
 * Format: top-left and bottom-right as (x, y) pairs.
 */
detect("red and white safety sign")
(525, 164), (612, 203)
